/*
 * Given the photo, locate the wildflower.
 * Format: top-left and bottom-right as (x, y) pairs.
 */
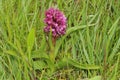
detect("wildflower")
(44, 8), (67, 37)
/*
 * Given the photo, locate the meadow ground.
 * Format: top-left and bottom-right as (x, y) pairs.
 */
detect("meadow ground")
(0, 0), (120, 80)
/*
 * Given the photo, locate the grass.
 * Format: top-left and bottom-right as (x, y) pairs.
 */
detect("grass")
(0, 0), (120, 80)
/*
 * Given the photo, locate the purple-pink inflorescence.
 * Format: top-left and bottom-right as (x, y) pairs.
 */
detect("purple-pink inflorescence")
(44, 8), (67, 37)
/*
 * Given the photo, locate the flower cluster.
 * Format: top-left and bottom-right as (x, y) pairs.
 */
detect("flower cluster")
(44, 8), (67, 37)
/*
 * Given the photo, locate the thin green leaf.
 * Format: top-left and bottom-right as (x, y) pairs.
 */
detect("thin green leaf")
(89, 76), (101, 80)
(27, 28), (35, 54)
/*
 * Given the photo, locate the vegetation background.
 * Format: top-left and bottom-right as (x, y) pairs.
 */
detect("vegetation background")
(0, 0), (120, 80)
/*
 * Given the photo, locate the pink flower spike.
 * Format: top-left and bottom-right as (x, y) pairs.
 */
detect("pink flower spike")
(44, 8), (67, 37)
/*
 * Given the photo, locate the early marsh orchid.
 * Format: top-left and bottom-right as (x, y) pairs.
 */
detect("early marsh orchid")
(44, 8), (67, 37)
